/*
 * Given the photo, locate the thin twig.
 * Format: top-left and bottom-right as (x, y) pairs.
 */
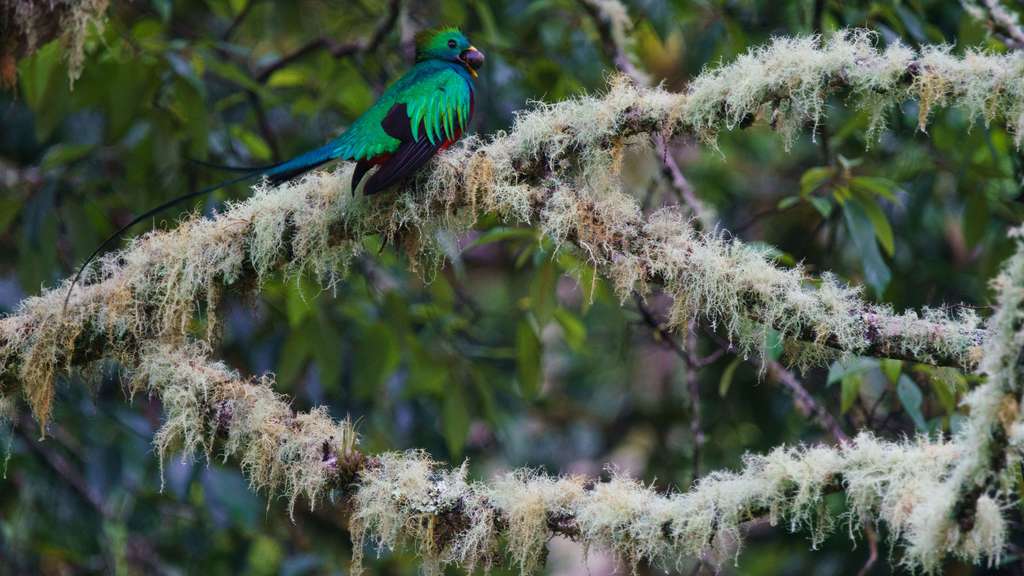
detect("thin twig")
(633, 293), (692, 366)
(812, 0), (832, 165)
(972, 0), (1024, 50)
(766, 359), (850, 444)
(16, 415), (111, 517)
(246, 90), (281, 162)
(222, 0), (255, 41)
(578, 0), (714, 228)
(254, 0), (401, 82)
(685, 320), (705, 478)
(856, 524), (880, 573)
(702, 328), (850, 445)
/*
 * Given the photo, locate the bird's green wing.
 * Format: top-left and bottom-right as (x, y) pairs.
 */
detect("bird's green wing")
(402, 66), (473, 146)
(330, 63), (473, 161)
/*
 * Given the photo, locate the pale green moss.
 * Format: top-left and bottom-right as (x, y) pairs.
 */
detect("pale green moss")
(131, 344), (357, 517)
(343, 434), (1000, 575)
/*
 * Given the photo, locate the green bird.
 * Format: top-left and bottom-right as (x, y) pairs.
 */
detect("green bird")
(66, 27), (484, 306)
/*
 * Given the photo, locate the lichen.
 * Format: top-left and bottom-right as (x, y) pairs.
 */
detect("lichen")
(341, 434), (999, 575)
(2, 0), (109, 88)
(130, 344), (357, 517)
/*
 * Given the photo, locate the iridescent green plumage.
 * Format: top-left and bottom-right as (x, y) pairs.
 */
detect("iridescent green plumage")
(330, 59), (474, 159)
(267, 28), (481, 194)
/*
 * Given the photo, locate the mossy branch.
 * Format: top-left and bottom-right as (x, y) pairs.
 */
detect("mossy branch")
(0, 0), (109, 89)
(2, 30), (1010, 428)
(103, 344), (1006, 575)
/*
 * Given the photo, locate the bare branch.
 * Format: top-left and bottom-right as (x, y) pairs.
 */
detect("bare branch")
(254, 0), (401, 82)
(765, 359), (850, 444)
(966, 0), (1024, 50)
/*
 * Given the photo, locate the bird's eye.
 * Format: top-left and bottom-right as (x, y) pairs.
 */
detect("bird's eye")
(447, 40), (457, 49)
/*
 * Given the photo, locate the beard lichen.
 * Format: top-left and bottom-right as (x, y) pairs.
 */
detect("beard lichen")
(4, 30), (1008, 429)
(2, 0), (109, 88)
(131, 344), (357, 517)
(336, 433), (1004, 575)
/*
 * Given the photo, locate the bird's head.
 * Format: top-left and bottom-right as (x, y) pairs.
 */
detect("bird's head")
(416, 28), (485, 79)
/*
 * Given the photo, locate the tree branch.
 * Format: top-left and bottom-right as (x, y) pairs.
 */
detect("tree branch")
(124, 344), (973, 575)
(253, 0), (401, 82)
(578, 0), (716, 228)
(5, 31), (1010, 430)
(966, 0), (1024, 51)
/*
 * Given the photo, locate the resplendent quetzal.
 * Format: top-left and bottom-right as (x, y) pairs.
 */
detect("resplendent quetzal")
(66, 28), (484, 305)
(261, 27), (484, 195)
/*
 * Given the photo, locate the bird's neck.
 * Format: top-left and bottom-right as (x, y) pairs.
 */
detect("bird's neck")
(414, 59), (477, 84)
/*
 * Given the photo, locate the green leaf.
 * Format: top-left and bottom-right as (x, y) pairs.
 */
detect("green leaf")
(152, 0), (172, 21)
(353, 324), (400, 397)
(172, 78), (209, 158)
(245, 535), (283, 576)
(777, 196), (800, 210)
(407, 346), (448, 395)
(442, 387), (470, 458)
(267, 68), (308, 88)
(850, 194), (895, 256)
(285, 276), (315, 327)
(205, 59), (265, 93)
(800, 166), (834, 197)
(964, 191), (989, 248)
(553, 308), (586, 352)
(807, 196), (833, 218)
(468, 225), (536, 248)
(827, 357), (877, 386)
(0, 199), (22, 235)
(850, 176), (900, 201)
(880, 359), (902, 384)
(840, 374), (861, 414)
(843, 199), (891, 298)
(529, 260), (557, 326)
(897, 375), (928, 431)
(719, 357), (741, 397)
(312, 317), (344, 392)
(230, 125), (272, 162)
(930, 376), (957, 416)
(516, 320), (542, 399)
(41, 144), (94, 170)
(18, 42), (69, 140)
(276, 329), (311, 388)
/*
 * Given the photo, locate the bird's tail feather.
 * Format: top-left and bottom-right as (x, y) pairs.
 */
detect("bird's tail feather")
(63, 171), (259, 312)
(63, 141), (341, 312)
(184, 156), (275, 173)
(262, 142), (337, 185)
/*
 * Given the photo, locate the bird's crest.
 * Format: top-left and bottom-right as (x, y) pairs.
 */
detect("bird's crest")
(415, 27), (467, 60)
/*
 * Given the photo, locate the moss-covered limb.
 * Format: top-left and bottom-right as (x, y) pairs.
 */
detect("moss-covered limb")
(0, 0), (109, 88)
(577, 0), (715, 229)
(130, 343), (359, 516)
(0, 322), (998, 574)
(350, 437), (999, 575)
(947, 229), (1024, 533)
(5, 31), (1016, 426)
(102, 345), (999, 574)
